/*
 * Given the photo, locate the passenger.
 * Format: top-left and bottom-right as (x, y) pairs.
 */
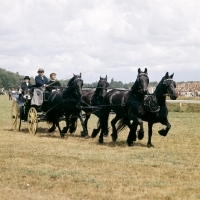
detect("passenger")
(21, 76), (32, 93)
(35, 68), (49, 87)
(47, 73), (61, 92)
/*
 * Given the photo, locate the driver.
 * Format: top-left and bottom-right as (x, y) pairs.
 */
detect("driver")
(35, 68), (49, 87)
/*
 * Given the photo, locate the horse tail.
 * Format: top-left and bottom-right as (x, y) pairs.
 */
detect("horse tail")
(46, 109), (61, 124)
(116, 116), (127, 132)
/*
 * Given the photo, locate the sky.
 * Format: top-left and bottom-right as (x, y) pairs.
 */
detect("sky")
(0, 0), (200, 83)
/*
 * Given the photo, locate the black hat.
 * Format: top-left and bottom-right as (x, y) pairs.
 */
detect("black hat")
(24, 76), (30, 80)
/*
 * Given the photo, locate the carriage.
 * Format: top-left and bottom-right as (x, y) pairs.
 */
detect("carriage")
(11, 83), (99, 136)
(11, 87), (66, 134)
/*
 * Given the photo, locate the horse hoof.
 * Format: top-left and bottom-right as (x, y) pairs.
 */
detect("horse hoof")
(84, 135), (89, 139)
(127, 141), (134, 147)
(48, 127), (56, 133)
(111, 134), (117, 142)
(91, 133), (96, 138)
(81, 131), (88, 137)
(103, 134), (108, 137)
(99, 138), (103, 144)
(158, 129), (167, 136)
(147, 143), (154, 148)
(91, 129), (99, 138)
(138, 131), (144, 140)
(112, 137), (117, 142)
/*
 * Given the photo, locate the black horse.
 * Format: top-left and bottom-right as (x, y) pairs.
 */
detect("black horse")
(46, 73), (88, 138)
(97, 68), (149, 145)
(117, 72), (178, 147)
(80, 75), (109, 134)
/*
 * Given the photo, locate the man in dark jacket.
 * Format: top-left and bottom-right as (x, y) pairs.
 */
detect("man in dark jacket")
(35, 68), (49, 87)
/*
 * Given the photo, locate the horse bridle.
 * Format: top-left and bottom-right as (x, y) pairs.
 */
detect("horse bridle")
(68, 77), (83, 98)
(137, 73), (149, 93)
(96, 79), (109, 95)
(163, 79), (176, 97)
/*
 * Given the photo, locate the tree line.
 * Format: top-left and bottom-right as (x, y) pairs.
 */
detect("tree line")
(0, 68), (158, 90)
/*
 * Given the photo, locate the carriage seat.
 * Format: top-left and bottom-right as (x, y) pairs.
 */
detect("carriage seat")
(30, 87), (50, 106)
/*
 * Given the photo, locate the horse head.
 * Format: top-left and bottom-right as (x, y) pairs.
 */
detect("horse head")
(133, 68), (149, 95)
(96, 75), (109, 97)
(162, 72), (178, 100)
(68, 73), (83, 97)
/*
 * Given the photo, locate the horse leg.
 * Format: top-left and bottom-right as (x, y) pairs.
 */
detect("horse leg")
(98, 116), (109, 143)
(81, 113), (90, 135)
(158, 118), (171, 137)
(147, 122), (154, 148)
(78, 112), (88, 138)
(137, 117), (145, 140)
(69, 115), (78, 134)
(111, 114), (121, 142)
(55, 119), (63, 137)
(91, 119), (101, 138)
(129, 114), (144, 140)
(60, 114), (70, 138)
(48, 121), (56, 133)
(126, 121), (138, 147)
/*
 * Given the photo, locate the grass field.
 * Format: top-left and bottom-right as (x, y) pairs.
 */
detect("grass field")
(0, 95), (200, 200)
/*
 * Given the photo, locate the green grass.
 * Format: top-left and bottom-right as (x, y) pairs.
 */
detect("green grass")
(0, 95), (200, 200)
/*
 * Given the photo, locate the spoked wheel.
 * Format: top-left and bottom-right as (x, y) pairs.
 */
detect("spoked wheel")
(28, 107), (38, 134)
(11, 101), (21, 131)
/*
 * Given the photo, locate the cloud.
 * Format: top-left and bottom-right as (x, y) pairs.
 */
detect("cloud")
(0, 0), (200, 83)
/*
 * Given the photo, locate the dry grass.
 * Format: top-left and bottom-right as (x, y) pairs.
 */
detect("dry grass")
(0, 95), (200, 200)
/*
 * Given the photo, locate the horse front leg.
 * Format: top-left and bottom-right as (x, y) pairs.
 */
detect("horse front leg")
(82, 113), (90, 134)
(129, 113), (144, 140)
(60, 114), (70, 138)
(78, 111), (88, 138)
(147, 122), (154, 148)
(126, 121), (138, 147)
(137, 117), (144, 140)
(158, 118), (171, 137)
(111, 114), (121, 142)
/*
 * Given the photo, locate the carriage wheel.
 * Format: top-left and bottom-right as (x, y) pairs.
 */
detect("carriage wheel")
(11, 101), (21, 131)
(28, 107), (38, 134)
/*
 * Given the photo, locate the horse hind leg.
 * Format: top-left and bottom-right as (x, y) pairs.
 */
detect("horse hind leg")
(137, 117), (144, 140)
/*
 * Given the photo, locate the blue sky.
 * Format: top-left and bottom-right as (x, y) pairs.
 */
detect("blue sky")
(0, 0), (200, 83)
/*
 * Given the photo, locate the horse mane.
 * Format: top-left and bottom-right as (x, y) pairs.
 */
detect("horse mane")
(67, 76), (77, 87)
(154, 74), (172, 94)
